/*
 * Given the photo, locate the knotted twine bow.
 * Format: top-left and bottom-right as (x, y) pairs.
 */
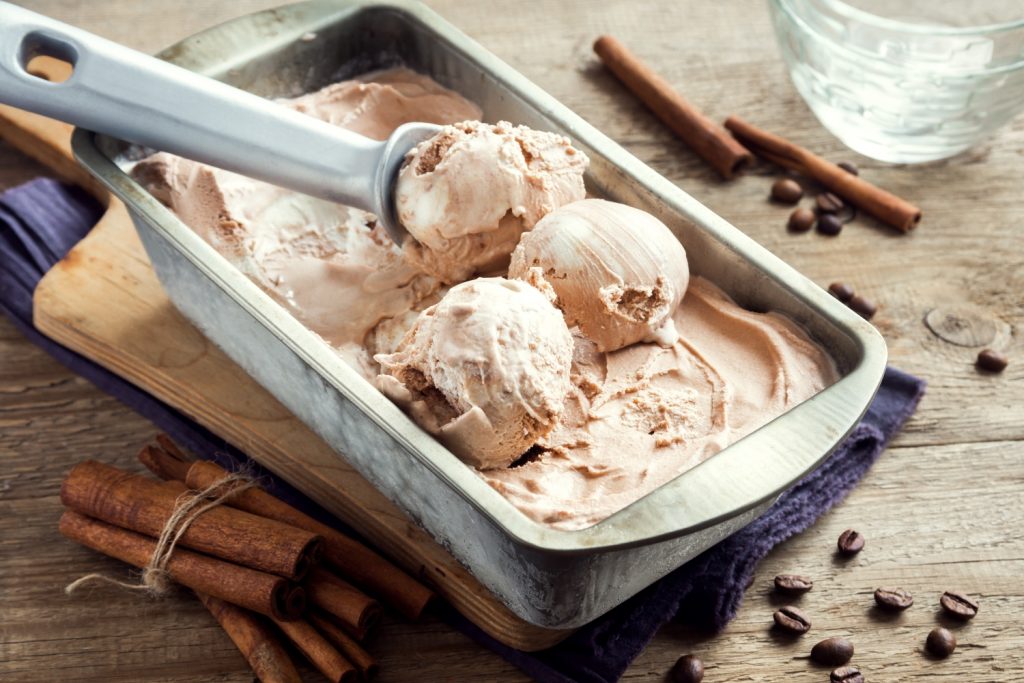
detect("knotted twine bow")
(65, 472), (256, 596)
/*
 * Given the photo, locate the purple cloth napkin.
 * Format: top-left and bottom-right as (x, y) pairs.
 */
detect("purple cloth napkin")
(0, 178), (925, 683)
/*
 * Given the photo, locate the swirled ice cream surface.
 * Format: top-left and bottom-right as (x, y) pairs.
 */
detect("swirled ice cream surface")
(132, 67), (837, 531)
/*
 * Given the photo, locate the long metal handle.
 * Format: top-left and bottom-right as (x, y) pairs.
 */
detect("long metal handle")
(0, 1), (383, 210)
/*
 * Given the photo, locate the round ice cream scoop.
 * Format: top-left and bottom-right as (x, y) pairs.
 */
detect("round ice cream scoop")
(375, 277), (573, 470)
(0, 2), (429, 244)
(509, 199), (690, 352)
(394, 121), (588, 283)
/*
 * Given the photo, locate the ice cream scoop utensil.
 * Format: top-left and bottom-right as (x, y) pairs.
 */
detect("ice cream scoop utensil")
(0, 1), (427, 243)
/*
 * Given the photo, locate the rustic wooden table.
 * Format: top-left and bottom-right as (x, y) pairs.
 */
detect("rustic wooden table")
(2, 1), (1022, 681)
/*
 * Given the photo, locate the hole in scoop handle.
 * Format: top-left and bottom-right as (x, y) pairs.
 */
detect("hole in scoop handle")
(16, 27), (78, 71)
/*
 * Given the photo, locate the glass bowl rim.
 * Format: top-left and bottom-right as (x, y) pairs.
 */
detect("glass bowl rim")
(774, 0), (1024, 36)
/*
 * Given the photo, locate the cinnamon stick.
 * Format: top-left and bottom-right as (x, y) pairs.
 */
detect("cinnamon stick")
(61, 460), (322, 581)
(273, 618), (358, 683)
(177, 455), (433, 620)
(309, 611), (378, 680)
(197, 592), (301, 683)
(305, 566), (380, 640)
(59, 510), (305, 620)
(156, 433), (190, 462)
(593, 34), (753, 179)
(138, 444), (191, 482)
(724, 115), (922, 232)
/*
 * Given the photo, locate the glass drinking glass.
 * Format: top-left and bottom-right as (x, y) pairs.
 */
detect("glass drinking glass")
(769, 0), (1024, 163)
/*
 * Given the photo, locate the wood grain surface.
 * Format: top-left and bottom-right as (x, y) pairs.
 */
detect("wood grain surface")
(2, 1), (1022, 681)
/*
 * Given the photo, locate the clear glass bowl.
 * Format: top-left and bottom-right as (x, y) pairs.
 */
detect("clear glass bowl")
(769, 0), (1024, 163)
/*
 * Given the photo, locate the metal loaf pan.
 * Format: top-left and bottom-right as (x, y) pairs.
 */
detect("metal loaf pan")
(71, 0), (887, 629)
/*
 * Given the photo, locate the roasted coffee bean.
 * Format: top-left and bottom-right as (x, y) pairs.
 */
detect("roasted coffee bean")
(831, 665), (864, 683)
(837, 529), (865, 555)
(812, 637), (855, 666)
(874, 586), (914, 610)
(848, 295), (877, 320)
(788, 207), (816, 232)
(940, 591), (979, 620)
(670, 654), (704, 683)
(773, 605), (812, 634)
(771, 178), (804, 204)
(976, 348), (1008, 373)
(837, 161), (860, 176)
(775, 574), (814, 594)
(926, 627), (957, 658)
(828, 282), (855, 303)
(837, 203), (859, 224)
(817, 213), (843, 236)
(816, 192), (845, 213)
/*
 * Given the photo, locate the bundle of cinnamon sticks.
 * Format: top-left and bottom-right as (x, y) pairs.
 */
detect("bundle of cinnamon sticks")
(59, 436), (435, 682)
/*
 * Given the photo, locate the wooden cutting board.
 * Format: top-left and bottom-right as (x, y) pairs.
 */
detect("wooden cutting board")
(1, 57), (570, 652)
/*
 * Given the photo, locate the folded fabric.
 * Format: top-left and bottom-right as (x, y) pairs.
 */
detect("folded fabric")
(0, 178), (925, 683)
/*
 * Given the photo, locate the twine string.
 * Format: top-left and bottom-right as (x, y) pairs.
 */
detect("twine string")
(65, 472), (255, 596)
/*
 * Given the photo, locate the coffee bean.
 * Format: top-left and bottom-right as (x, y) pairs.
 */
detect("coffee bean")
(812, 637), (855, 666)
(874, 586), (913, 610)
(816, 192), (845, 213)
(837, 161), (860, 176)
(976, 348), (1008, 373)
(837, 204), (859, 225)
(670, 654), (704, 683)
(848, 295), (877, 320)
(940, 590), (979, 620)
(771, 178), (804, 204)
(788, 207), (816, 232)
(773, 605), (811, 634)
(837, 529), (865, 555)
(828, 282), (855, 303)
(831, 665), (864, 683)
(926, 627), (957, 658)
(774, 574), (813, 594)
(817, 213), (843, 236)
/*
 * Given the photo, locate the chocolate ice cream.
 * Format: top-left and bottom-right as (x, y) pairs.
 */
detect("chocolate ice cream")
(395, 120), (588, 283)
(509, 198), (689, 352)
(131, 68), (480, 377)
(484, 277), (837, 529)
(133, 67), (837, 530)
(375, 277), (573, 470)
